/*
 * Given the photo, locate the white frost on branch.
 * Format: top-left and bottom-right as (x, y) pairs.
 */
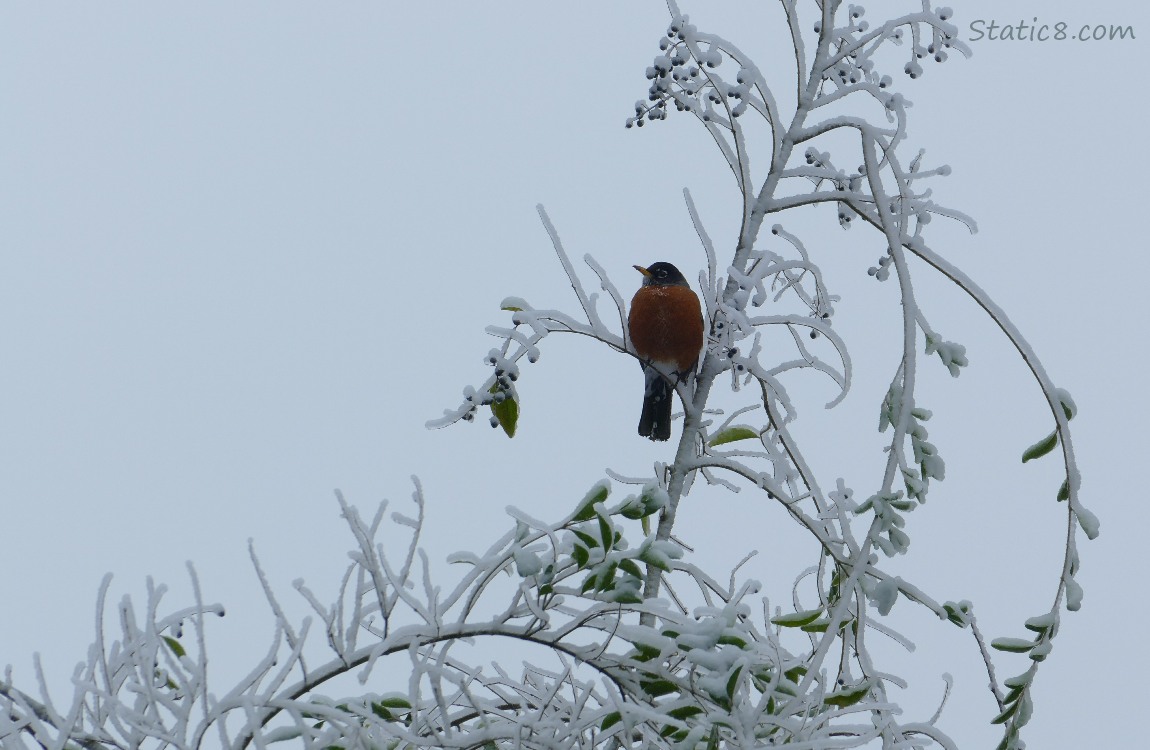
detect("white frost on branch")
(3, 3), (1093, 749)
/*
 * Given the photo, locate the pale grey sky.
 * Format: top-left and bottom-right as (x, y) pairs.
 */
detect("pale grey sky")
(1, 2), (1144, 746)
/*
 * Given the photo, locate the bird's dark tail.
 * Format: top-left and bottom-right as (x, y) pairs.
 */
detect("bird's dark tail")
(638, 372), (673, 441)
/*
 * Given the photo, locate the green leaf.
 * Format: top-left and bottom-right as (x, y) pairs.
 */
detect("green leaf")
(667, 705), (704, 720)
(1028, 641), (1052, 661)
(708, 425), (760, 447)
(572, 530), (599, 549)
(638, 543), (671, 572)
(990, 637), (1036, 653)
(489, 385), (518, 438)
(1003, 672), (1032, 689)
(631, 643), (662, 661)
(612, 589), (643, 604)
(619, 558), (643, 579)
(573, 482), (610, 522)
(942, 600), (972, 628)
(800, 619), (830, 633)
(597, 513), (614, 551)
(1015, 693), (1033, 727)
(1056, 389), (1077, 421)
(600, 711), (621, 731)
(824, 680), (871, 707)
(1021, 430), (1057, 463)
(879, 383), (898, 433)
(571, 545), (589, 568)
(1024, 613), (1055, 633)
(725, 665), (744, 702)
(784, 666), (806, 682)
(162, 636), (185, 658)
(500, 296), (530, 312)
(770, 608), (824, 627)
(640, 679), (679, 698)
(991, 700), (1019, 725)
(587, 561), (618, 593)
(619, 498), (646, 520)
(774, 682), (797, 698)
(1057, 479), (1069, 502)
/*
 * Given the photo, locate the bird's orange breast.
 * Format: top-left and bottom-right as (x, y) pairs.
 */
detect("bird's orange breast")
(628, 285), (704, 372)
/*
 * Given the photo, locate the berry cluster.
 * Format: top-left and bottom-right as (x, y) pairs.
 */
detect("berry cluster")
(867, 253), (893, 282)
(458, 350), (520, 425)
(816, 4), (959, 96)
(625, 15), (749, 129)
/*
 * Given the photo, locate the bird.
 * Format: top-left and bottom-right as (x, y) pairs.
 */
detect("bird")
(628, 262), (705, 441)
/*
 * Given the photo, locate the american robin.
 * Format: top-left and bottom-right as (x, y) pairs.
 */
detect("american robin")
(628, 262), (705, 441)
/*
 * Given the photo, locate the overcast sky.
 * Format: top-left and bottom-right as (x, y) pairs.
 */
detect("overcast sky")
(1, 1), (1145, 746)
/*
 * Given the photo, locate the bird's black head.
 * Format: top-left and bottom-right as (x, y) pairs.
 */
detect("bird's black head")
(634, 262), (689, 287)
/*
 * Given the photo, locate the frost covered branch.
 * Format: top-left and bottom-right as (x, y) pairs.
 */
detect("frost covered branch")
(4, 2), (1094, 749)
(2, 482), (947, 749)
(426, 1), (1092, 746)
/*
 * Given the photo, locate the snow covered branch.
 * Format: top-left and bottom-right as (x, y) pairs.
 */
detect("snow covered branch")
(3, 2), (1094, 749)
(424, 1), (1093, 747)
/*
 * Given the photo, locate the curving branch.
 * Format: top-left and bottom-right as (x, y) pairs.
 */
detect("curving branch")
(3, 3), (1091, 749)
